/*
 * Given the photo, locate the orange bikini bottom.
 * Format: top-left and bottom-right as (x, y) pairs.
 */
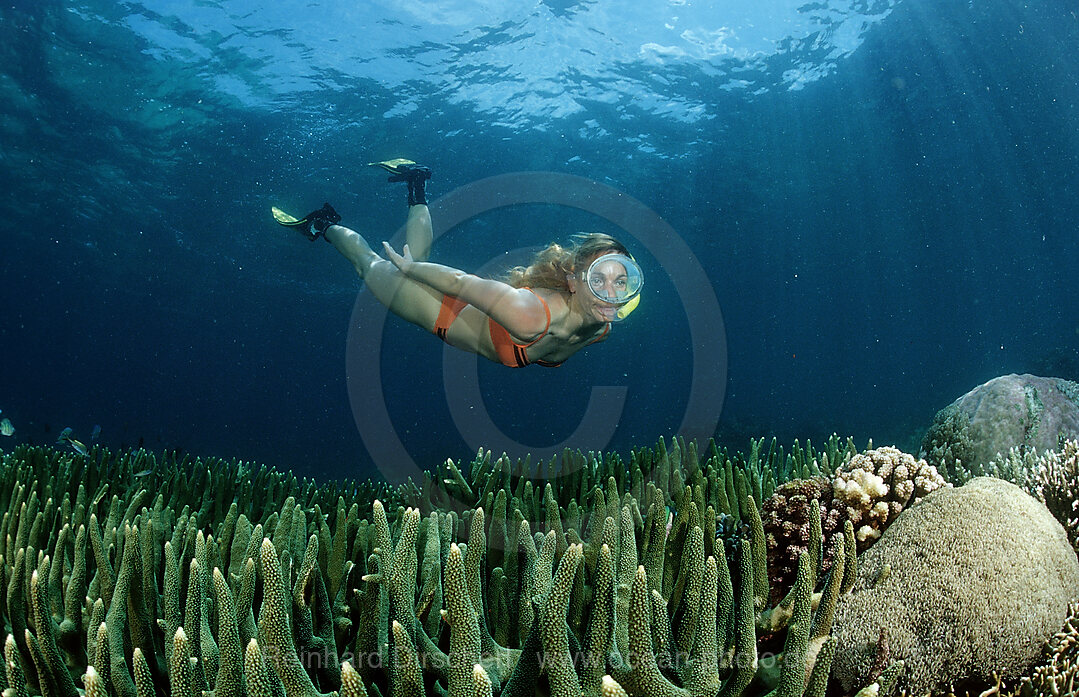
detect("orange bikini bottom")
(432, 289), (563, 368)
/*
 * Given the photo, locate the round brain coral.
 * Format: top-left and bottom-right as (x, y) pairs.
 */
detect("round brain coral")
(922, 374), (1079, 481)
(832, 477), (1079, 696)
(831, 446), (949, 549)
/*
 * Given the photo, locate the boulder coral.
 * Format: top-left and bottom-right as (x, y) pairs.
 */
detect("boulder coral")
(997, 601), (1079, 697)
(922, 373), (1079, 482)
(831, 476), (1079, 695)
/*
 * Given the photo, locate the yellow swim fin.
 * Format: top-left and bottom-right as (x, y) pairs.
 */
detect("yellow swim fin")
(271, 206), (307, 227)
(273, 203), (340, 241)
(367, 158), (417, 175)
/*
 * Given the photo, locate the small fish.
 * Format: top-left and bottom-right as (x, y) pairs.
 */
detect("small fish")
(133, 468), (154, 478)
(56, 427), (89, 456)
(0, 417), (13, 437)
(66, 438), (89, 456)
(90, 424), (101, 442)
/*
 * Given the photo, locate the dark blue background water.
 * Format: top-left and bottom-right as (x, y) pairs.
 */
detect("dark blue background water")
(2, 0), (1077, 482)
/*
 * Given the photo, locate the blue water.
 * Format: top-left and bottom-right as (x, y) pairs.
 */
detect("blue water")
(2, 0), (1077, 482)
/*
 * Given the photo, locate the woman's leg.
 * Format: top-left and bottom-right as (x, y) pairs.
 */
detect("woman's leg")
(324, 223), (443, 331)
(405, 204), (432, 262)
(324, 223), (379, 276)
(321, 204), (432, 272)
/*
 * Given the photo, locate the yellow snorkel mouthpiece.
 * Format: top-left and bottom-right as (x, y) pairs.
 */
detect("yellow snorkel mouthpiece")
(616, 293), (641, 320)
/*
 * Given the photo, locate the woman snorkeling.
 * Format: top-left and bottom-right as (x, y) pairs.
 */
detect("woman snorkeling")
(276, 159), (643, 368)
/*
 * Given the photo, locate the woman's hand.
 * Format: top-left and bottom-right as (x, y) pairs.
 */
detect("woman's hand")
(382, 241), (416, 276)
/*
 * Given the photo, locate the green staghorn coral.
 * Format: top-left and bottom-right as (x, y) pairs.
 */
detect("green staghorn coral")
(0, 436), (970, 697)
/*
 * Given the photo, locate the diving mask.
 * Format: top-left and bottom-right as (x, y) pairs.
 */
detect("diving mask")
(583, 253), (644, 321)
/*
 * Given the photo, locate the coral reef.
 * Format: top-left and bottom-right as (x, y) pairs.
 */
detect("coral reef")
(763, 445), (945, 604)
(0, 435), (883, 697)
(997, 601), (1079, 697)
(922, 374), (1079, 482)
(761, 477), (844, 606)
(832, 476), (1079, 696)
(831, 446), (949, 549)
(1021, 439), (1079, 553)
(1, 434), (1072, 697)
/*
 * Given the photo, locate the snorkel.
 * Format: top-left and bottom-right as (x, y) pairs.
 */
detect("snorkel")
(616, 292), (641, 320)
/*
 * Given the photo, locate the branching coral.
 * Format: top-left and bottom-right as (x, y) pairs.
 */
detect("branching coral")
(0, 436), (902, 697)
(763, 445), (940, 603)
(1021, 439), (1079, 553)
(762, 478), (844, 605)
(831, 446), (948, 549)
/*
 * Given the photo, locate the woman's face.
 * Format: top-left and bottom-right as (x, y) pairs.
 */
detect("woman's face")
(575, 252), (629, 323)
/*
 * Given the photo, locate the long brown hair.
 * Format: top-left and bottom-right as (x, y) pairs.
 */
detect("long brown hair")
(504, 232), (630, 290)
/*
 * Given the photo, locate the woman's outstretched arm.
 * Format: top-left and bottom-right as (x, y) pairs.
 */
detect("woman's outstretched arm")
(383, 242), (550, 341)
